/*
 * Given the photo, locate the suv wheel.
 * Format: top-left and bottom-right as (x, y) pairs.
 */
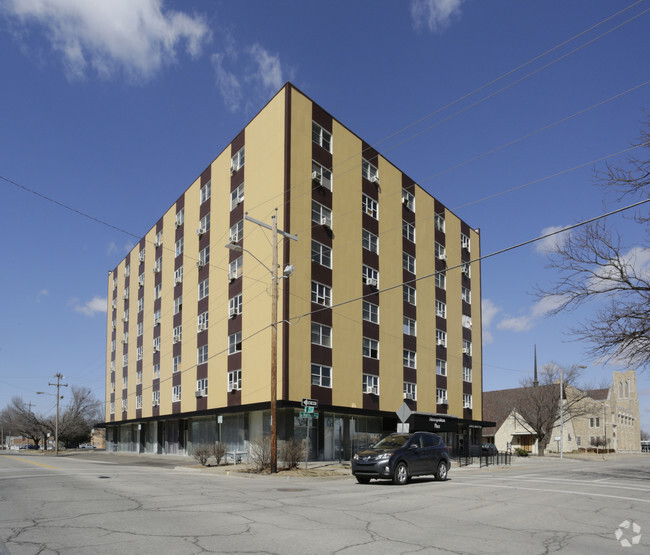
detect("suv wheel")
(435, 461), (448, 481)
(392, 462), (409, 485)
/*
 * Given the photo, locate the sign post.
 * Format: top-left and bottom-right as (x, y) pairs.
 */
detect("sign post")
(301, 399), (319, 470)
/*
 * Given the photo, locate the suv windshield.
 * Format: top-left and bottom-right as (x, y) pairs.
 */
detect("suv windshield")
(372, 434), (410, 449)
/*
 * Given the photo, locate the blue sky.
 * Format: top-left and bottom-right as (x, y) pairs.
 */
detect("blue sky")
(1, 1), (649, 432)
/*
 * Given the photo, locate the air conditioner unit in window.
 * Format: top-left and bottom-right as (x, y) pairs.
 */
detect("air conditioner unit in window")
(154, 319), (160, 327)
(402, 196), (409, 205)
(232, 198), (240, 209)
(228, 306), (239, 318)
(154, 239), (162, 247)
(371, 175), (380, 185)
(112, 300), (117, 309)
(365, 277), (378, 287)
(312, 170), (321, 183)
(139, 252), (145, 262)
(405, 393), (415, 400)
(230, 164), (237, 175)
(463, 403), (472, 409)
(320, 216), (331, 228)
(365, 207), (375, 216)
(122, 316), (128, 323)
(174, 276), (182, 285)
(228, 271), (237, 282)
(195, 390), (203, 398)
(153, 345), (160, 353)
(197, 227), (206, 236)
(138, 277), (144, 287)
(436, 339), (445, 346)
(439, 399), (448, 405)
(153, 400), (159, 407)
(462, 347), (470, 355)
(121, 338), (128, 344)
(197, 323), (207, 332)
(152, 266), (161, 274)
(173, 335), (181, 344)
(462, 266), (470, 276)
(438, 254), (447, 262)
(196, 260), (206, 268)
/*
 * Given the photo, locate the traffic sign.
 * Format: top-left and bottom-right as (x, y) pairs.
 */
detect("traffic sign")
(300, 411), (319, 419)
(302, 398), (318, 408)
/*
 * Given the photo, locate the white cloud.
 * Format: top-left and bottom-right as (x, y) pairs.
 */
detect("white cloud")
(35, 289), (49, 302)
(72, 296), (107, 317)
(497, 315), (533, 333)
(213, 42), (288, 112)
(535, 225), (571, 254)
(3, 0), (210, 81)
(107, 241), (134, 256)
(410, 0), (464, 33)
(481, 298), (501, 344)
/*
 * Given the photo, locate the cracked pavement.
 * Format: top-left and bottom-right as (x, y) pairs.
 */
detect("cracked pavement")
(1, 452), (648, 554)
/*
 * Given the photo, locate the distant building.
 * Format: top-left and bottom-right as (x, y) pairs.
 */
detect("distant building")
(104, 83), (486, 459)
(483, 370), (641, 454)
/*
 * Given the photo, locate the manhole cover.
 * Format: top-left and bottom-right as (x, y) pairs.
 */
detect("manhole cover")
(276, 488), (306, 492)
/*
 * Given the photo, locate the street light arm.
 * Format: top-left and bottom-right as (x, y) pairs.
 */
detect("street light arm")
(225, 243), (274, 276)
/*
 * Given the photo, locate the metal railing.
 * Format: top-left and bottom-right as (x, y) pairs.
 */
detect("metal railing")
(455, 451), (511, 467)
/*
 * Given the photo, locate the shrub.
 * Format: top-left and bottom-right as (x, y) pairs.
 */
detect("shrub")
(514, 447), (529, 457)
(192, 443), (212, 466)
(212, 441), (226, 465)
(249, 436), (271, 472)
(280, 438), (306, 469)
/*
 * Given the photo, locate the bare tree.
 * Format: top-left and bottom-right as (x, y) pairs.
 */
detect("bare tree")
(537, 120), (650, 370)
(513, 364), (591, 456)
(42, 387), (103, 448)
(1, 397), (46, 448)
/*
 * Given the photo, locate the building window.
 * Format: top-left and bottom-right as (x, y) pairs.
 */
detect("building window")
(403, 316), (416, 336)
(198, 213), (210, 234)
(362, 159), (379, 182)
(462, 286), (471, 304)
(362, 301), (379, 324)
(174, 295), (182, 315)
(122, 376), (128, 389)
(138, 297), (144, 313)
(362, 194), (378, 219)
(155, 231), (163, 247)
(197, 345), (208, 365)
(198, 246), (210, 268)
(172, 385), (181, 403)
(173, 355), (181, 372)
(197, 311), (209, 332)
(311, 240), (332, 268)
(230, 220), (243, 243)
(311, 364), (332, 388)
(174, 266), (183, 285)
(231, 184), (244, 210)
(228, 369), (242, 392)
(362, 265), (379, 288)
(463, 394), (472, 409)
(136, 346), (143, 361)
(462, 315), (472, 329)
(228, 294), (242, 317)
(124, 264), (130, 278)
(435, 300), (446, 319)
(461, 263), (471, 278)
(138, 272), (145, 287)
(403, 349), (417, 369)
(139, 248), (146, 262)
(435, 242), (446, 260)
(229, 256), (243, 280)
(312, 161), (332, 190)
(228, 332), (242, 355)
(110, 402), (115, 414)
(403, 252), (416, 274)
(122, 399), (128, 412)
(435, 272), (446, 290)
(154, 283), (162, 300)
(312, 200), (332, 228)
(231, 146), (245, 172)
(110, 380), (115, 393)
(153, 337), (160, 353)
(435, 214), (445, 233)
(198, 278), (209, 300)
(136, 369), (143, 385)
(311, 322), (332, 347)
(436, 359), (447, 376)
(200, 180), (211, 204)
(197, 378), (208, 395)
(461, 233), (471, 252)
(136, 395), (142, 410)
(362, 229), (379, 253)
(312, 122), (332, 152)
(436, 388), (448, 405)
(311, 281), (332, 306)
(363, 337), (379, 359)
(153, 364), (160, 379)
(153, 309), (161, 326)
(153, 257), (162, 273)
(175, 207), (184, 227)
(403, 285), (416, 305)
(136, 321), (143, 337)
(152, 390), (160, 406)
(576, 436), (581, 446)
(402, 189), (415, 212)
(175, 237), (184, 257)
(403, 221), (415, 243)
(122, 354), (128, 368)
(404, 382), (417, 401)
(436, 330), (447, 348)
(362, 374), (379, 394)
(463, 366), (472, 382)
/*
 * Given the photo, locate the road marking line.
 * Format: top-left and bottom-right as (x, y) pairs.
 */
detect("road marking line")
(453, 481), (650, 503)
(4, 456), (59, 470)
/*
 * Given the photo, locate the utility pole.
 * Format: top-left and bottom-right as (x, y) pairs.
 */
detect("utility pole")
(49, 373), (68, 456)
(559, 367), (564, 460)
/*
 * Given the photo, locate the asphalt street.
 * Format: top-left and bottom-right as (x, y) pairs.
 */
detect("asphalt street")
(1, 451), (648, 554)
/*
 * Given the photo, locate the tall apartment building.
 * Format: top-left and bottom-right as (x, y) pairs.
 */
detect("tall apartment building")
(104, 83), (487, 458)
